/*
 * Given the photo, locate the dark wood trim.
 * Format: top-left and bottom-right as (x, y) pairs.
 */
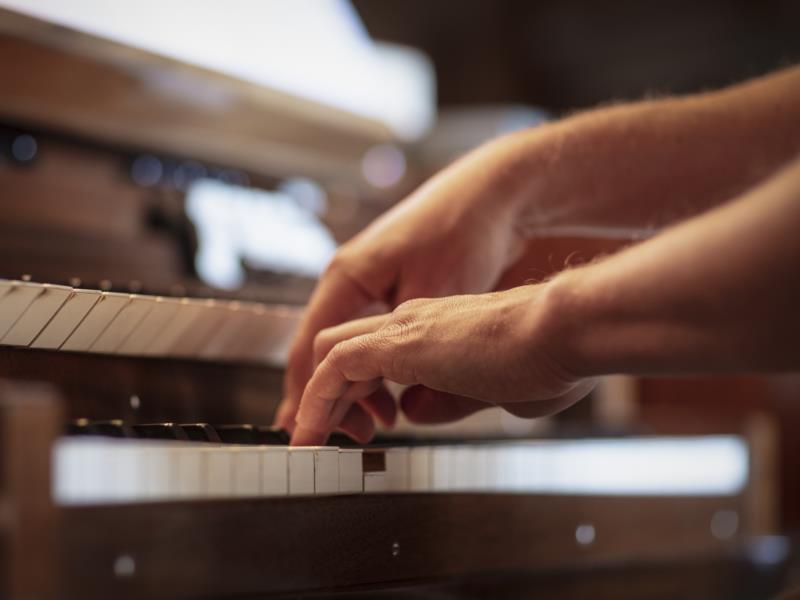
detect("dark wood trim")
(61, 493), (742, 598)
(0, 346), (283, 425)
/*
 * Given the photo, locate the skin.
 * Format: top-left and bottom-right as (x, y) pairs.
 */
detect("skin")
(275, 65), (800, 446)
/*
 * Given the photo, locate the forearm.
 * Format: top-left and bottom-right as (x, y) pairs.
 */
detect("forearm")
(546, 157), (800, 378)
(495, 65), (800, 237)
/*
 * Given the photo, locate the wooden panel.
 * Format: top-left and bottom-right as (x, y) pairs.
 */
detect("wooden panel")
(0, 135), (144, 239)
(0, 381), (61, 597)
(0, 226), (185, 290)
(60, 493), (743, 598)
(0, 8), (394, 188)
(0, 347), (283, 425)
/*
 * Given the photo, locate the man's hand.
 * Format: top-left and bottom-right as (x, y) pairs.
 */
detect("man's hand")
(275, 137), (535, 437)
(291, 285), (595, 446)
(276, 65), (800, 440)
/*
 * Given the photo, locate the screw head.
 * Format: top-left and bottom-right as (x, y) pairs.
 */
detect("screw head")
(114, 554), (136, 578)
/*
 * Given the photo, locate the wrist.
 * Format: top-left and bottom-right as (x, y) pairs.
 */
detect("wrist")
(535, 267), (609, 380)
(468, 129), (552, 229)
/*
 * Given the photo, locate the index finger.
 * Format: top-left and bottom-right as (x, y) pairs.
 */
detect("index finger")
(292, 330), (394, 445)
(275, 263), (375, 430)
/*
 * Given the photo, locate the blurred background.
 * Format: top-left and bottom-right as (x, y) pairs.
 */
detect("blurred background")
(1, 0), (800, 527)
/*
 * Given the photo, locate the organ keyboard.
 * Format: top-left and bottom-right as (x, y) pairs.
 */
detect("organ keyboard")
(0, 7), (790, 598)
(54, 428), (748, 504)
(0, 380), (777, 598)
(0, 279), (301, 365)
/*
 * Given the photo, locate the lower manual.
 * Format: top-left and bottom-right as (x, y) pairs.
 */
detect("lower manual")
(53, 431), (748, 505)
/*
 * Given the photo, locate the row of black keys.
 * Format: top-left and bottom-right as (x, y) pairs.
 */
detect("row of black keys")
(65, 420), (422, 448)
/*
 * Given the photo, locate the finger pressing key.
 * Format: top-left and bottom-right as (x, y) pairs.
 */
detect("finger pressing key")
(292, 332), (400, 445)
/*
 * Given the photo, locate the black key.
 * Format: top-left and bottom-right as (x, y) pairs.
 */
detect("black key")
(215, 425), (260, 444)
(214, 425), (289, 445)
(179, 423), (221, 443)
(362, 449), (386, 473)
(65, 419), (134, 438)
(65, 418), (93, 437)
(327, 432), (361, 447)
(132, 423), (189, 441)
(254, 426), (290, 445)
(87, 419), (135, 438)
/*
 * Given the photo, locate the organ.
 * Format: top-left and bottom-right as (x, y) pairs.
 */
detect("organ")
(0, 6), (792, 599)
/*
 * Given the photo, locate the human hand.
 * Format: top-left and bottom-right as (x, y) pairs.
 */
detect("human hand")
(276, 135), (537, 438)
(291, 284), (596, 445)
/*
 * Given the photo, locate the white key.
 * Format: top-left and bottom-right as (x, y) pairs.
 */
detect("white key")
(31, 289), (101, 349)
(61, 292), (130, 351)
(313, 447), (340, 495)
(471, 445), (492, 491)
(232, 447), (261, 497)
(385, 447), (410, 492)
(91, 295), (155, 353)
(53, 437), (109, 505)
(430, 446), (453, 492)
(363, 471), (388, 493)
(106, 441), (147, 502)
(408, 447), (431, 492)
(175, 445), (204, 498)
(169, 300), (227, 358)
(0, 281), (45, 339)
(338, 449), (363, 494)
(204, 447), (234, 497)
(1, 284), (72, 346)
(141, 443), (175, 500)
(260, 447), (289, 496)
(248, 305), (303, 366)
(199, 303), (251, 360)
(0, 280), (13, 301)
(143, 299), (203, 356)
(511, 444), (534, 492)
(451, 446), (476, 491)
(117, 297), (181, 355)
(287, 448), (314, 496)
(224, 305), (266, 361)
(493, 444), (514, 492)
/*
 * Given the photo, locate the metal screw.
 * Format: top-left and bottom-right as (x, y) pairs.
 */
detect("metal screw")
(130, 395), (141, 410)
(114, 554), (136, 578)
(710, 510), (739, 540)
(391, 541), (400, 558)
(575, 523), (596, 547)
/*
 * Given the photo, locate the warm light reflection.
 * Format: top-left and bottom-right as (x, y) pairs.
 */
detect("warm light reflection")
(186, 179), (337, 289)
(0, 0), (435, 139)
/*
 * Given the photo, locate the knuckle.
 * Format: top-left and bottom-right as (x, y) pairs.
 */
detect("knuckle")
(377, 323), (417, 384)
(395, 297), (425, 313)
(312, 329), (333, 359)
(327, 341), (350, 367)
(328, 338), (366, 368)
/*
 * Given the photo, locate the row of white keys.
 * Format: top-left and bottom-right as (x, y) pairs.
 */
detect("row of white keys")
(385, 447), (410, 491)
(90, 295), (155, 353)
(31, 289), (101, 349)
(117, 297), (181, 355)
(53, 439), (362, 504)
(1, 283), (72, 346)
(0, 279), (303, 365)
(61, 292), (131, 351)
(403, 438), (750, 494)
(385, 444), (536, 493)
(339, 449), (364, 493)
